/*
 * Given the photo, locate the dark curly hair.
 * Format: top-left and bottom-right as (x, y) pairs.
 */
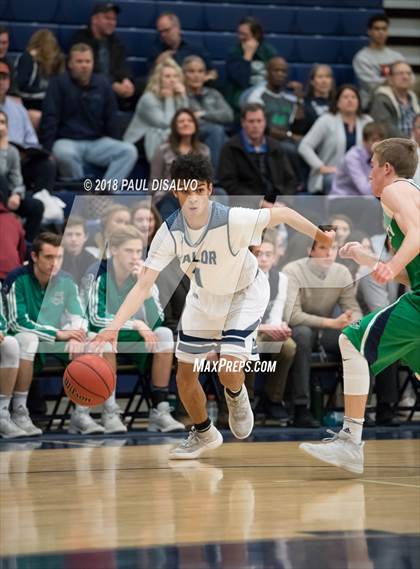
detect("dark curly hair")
(170, 154), (213, 183)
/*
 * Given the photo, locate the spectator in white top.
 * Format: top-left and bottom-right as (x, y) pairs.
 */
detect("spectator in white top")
(124, 58), (188, 162)
(298, 84), (372, 194)
(353, 14), (404, 111)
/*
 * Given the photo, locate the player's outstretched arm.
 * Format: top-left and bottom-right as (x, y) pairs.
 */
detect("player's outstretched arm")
(380, 184), (420, 279)
(267, 206), (334, 246)
(90, 266), (159, 351)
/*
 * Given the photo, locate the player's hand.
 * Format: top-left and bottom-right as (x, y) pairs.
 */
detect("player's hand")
(66, 339), (85, 359)
(134, 321), (157, 352)
(0, 332), (4, 344)
(56, 330), (86, 343)
(372, 261), (395, 284)
(317, 229), (335, 248)
(339, 241), (364, 262)
(90, 328), (119, 354)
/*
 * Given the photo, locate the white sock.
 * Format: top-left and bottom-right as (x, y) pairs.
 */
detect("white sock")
(12, 391), (28, 412)
(342, 416), (364, 444)
(103, 390), (117, 411)
(75, 404), (89, 413)
(0, 395), (11, 412)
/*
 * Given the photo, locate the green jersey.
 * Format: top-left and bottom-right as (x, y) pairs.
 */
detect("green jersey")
(4, 265), (86, 342)
(383, 179), (420, 292)
(86, 259), (164, 334)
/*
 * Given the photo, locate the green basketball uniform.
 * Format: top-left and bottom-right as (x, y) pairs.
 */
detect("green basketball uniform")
(343, 179), (420, 376)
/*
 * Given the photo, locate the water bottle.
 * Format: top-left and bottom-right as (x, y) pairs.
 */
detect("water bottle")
(207, 394), (218, 425)
(310, 379), (324, 423)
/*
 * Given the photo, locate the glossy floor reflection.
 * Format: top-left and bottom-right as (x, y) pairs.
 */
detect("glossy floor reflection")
(0, 434), (419, 569)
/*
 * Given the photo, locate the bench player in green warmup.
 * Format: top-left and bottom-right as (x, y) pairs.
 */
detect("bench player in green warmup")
(300, 137), (420, 474)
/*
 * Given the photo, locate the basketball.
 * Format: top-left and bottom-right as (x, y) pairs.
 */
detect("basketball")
(63, 355), (116, 407)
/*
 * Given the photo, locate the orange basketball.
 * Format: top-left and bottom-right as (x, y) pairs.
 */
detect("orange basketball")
(63, 355), (116, 407)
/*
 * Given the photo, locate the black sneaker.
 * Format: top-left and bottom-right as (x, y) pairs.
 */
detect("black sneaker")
(293, 407), (320, 428)
(265, 400), (289, 422)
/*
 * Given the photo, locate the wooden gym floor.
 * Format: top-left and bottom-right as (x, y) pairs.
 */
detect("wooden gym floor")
(0, 428), (419, 568)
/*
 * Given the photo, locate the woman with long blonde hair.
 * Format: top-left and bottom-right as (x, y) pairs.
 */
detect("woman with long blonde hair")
(124, 58), (188, 161)
(16, 28), (65, 129)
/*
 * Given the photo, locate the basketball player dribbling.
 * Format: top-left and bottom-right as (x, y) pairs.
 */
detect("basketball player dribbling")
(300, 138), (420, 474)
(92, 154), (334, 459)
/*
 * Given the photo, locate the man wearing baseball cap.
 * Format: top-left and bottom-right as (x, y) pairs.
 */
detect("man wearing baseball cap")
(70, 2), (138, 112)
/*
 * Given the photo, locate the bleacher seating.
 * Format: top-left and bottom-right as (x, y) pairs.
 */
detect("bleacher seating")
(3, 0), (379, 87)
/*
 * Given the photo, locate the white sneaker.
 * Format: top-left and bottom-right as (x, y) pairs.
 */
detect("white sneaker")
(148, 402), (186, 433)
(101, 406), (127, 434)
(68, 408), (105, 435)
(0, 408), (27, 439)
(225, 387), (254, 439)
(11, 405), (42, 436)
(169, 425), (223, 460)
(299, 430), (365, 474)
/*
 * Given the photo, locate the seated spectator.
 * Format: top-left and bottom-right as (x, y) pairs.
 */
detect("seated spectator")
(330, 122), (386, 197)
(226, 17), (276, 116)
(293, 64), (336, 137)
(353, 14), (404, 111)
(71, 2), (138, 113)
(248, 232), (296, 421)
(15, 29), (65, 130)
(218, 103), (297, 204)
(0, 193), (26, 282)
(0, 281), (24, 438)
(40, 43), (137, 185)
(61, 215), (97, 286)
(86, 226), (184, 432)
(131, 201), (162, 253)
(150, 108), (210, 203)
(370, 61), (419, 138)
(247, 56), (305, 183)
(183, 55), (233, 170)
(147, 12), (216, 81)
(412, 114), (420, 185)
(0, 26), (15, 93)
(328, 214), (352, 248)
(283, 227), (362, 427)
(0, 59), (56, 215)
(124, 58), (188, 162)
(0, 110), (43, 241)
(3, 232), (119, 435)
(88, 203), (131, 258)
(298, 84), (372, 194)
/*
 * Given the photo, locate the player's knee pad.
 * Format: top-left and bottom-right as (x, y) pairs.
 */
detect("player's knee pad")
(154, 326), (175, 353)
(14, 332), (39, 362)
(0, 336), (20, 368)
(339, 334), (370, 395)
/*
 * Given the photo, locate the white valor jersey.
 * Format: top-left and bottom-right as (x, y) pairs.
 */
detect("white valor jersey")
(145, 202), (270, 299)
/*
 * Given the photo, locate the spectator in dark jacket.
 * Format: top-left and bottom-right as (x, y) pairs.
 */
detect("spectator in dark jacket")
(218, 103), (297, 204)
(61, 216), (97, 287)
(71, 2), (138, 112)
(226, 17), (277, 116)
(147, 12), (216, 80)
(40, 43), (137, 184)
(15, 29), (65, 130)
